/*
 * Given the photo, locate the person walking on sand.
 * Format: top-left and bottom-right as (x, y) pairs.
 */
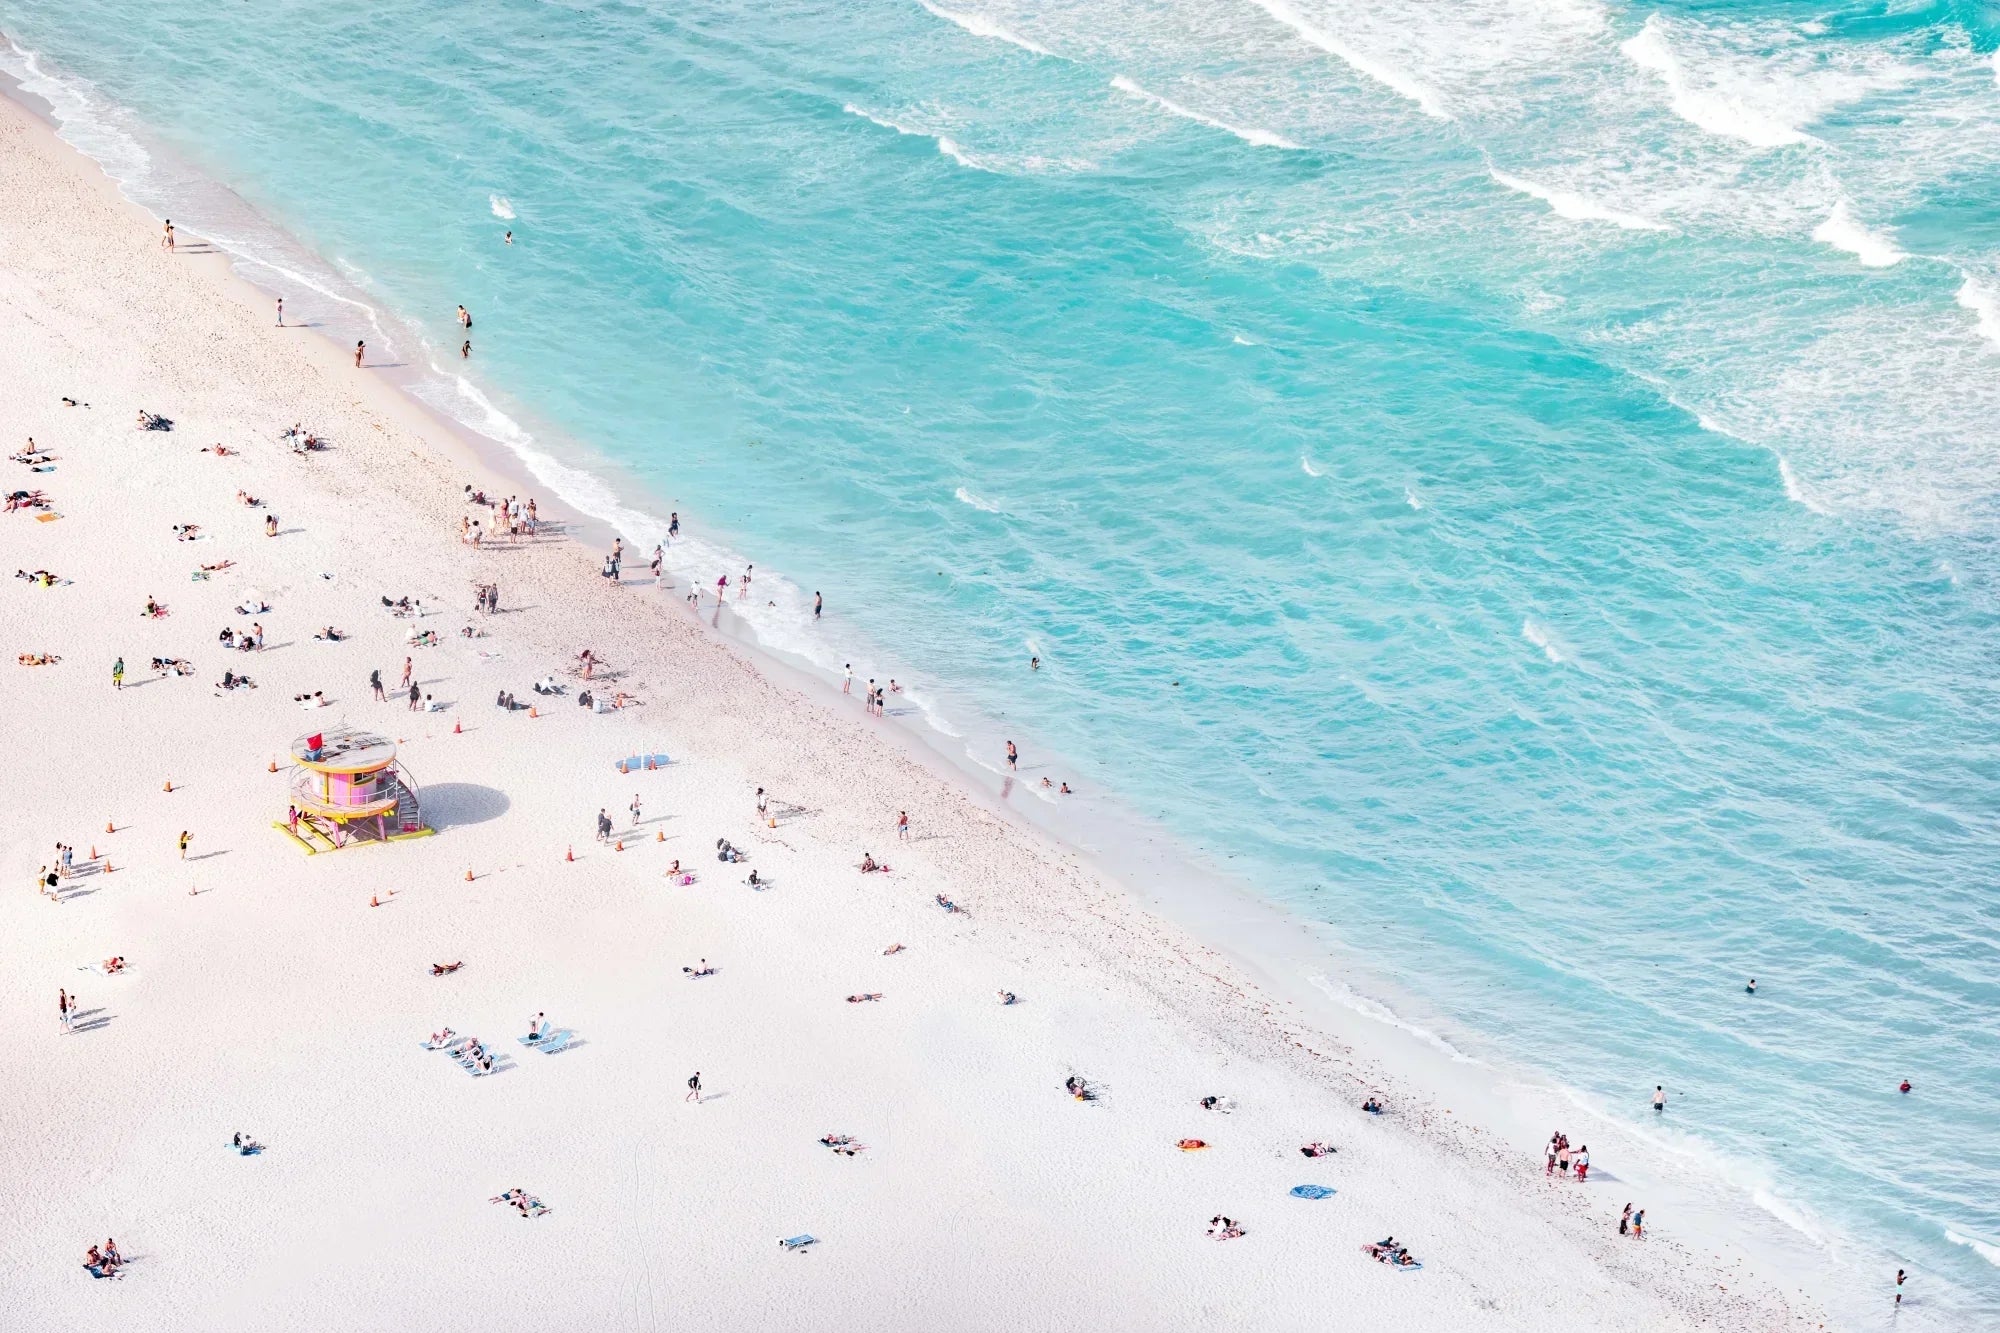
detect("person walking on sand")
(112, 657), (123, 690)
(371, 668), (385, 702)
(1619, 1202), (1631, 1236)
(400, 657), (413, 691)
(897, 811), (909, 841)
(161, 219), (174, 251)
(1652, 1085), (1666, 1113)
(178, 830), (191, 861)
(408, 682), (421, 712)
(59, 988), (71, 1033)
(686, 1072), (701, 1103)
(630, 795), (642, 827)
(354, 340), (365, 368)
(597, 809), (612, 843)
(755, 788), (768, 820)
(843, 664), (852, 695)
(276, 296), (283, 326)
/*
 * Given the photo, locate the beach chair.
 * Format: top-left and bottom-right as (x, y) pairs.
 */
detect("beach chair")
(778, 1234), (817, 1252)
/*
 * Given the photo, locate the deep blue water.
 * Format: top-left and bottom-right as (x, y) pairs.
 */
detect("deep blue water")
(4, 0), (1997, 1318)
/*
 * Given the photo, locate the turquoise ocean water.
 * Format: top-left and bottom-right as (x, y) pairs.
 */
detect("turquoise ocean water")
(4, 0), (1997, 1319)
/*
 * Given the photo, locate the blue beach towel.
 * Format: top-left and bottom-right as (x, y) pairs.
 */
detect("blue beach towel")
(1289, 1184), (1336, 1200)
(778, 1234), (817, 1251)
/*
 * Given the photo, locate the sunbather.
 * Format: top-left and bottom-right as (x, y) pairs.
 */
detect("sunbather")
(431, 962), (462, 976)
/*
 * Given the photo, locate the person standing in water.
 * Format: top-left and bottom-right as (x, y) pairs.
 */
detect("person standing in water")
(1005, 740), (1018, 771)
(457, 305), (472, 330)
(504, 230), (513, 245)
(1896, 1269), (1907, 1305)
(461, 339), (471, 359)
(1746, 978), (1756, 993)
(1652, 1085), (1666, 1112)
(814, 591), (822, 620)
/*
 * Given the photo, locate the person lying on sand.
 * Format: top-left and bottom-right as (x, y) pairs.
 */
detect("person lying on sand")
(232, 1131), (263, 1152)
(201, 444), (236, 456)
(16, 569), (59, 586)
(845, 993), (883, 1003)
(5, 490), (49, 511)
(172, 523), (200, 540)
(1208, 1217), (1244, 1240)
(200, 560), (233, 572)
(151, 657), (191, 675)
(427, 1028), (457, 1048)
(1365, 1241), (1419, 1267)
(882, 943), (905, 955)
(216, 670), (255, 690)
(136, 409), (172, 430)
(429, 961), (463, 976)
(102, 956), (126, 973)
(997, 990), (1017, 1005)
(682, 960), (716, 977)
(18, 653), (60, 666)
(935, 894), (961, 913)
(1177, 1139), (1208, 1151)
(820, 1135), (863, 1156)
(236, 490), (261, 506)
(313, 627), (346, 641)
(1300, 1142), (1336, 1157)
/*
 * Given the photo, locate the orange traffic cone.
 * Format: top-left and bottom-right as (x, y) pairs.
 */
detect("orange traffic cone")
(267, 757), (278, 773)
(618, 760), (628, 774)
(163, 780), (173, 792)
(369, 894), (380, 907)
(615, 839), (624, 852)
(655, 829), (664, 843)
(528, 706), (538, 718)
(767, 817), (777, 829)
(105, 820), (115, 834)
(453, 719), (462, 734)
(645, 756), (656, 771)
(102, 861), (113, 874)
(566, 845), (575, 862)
(464, 868), (474, 882)
(89, 845), (98, 860)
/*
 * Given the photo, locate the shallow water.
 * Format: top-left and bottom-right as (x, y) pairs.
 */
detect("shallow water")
(5, 0), (1997, 1318)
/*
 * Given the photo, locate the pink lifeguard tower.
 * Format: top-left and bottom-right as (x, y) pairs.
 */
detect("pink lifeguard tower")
(275, 726), (432, 853)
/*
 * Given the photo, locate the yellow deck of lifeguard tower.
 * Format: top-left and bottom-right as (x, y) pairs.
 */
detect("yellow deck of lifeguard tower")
(273, 726), (434, 854)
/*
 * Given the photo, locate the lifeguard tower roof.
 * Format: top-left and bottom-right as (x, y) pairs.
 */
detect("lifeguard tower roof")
(291, 727), (397, 773)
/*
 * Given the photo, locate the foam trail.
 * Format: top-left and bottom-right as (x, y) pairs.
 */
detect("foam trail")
(1947, 1228), (2000, 1267)
(844, 105), (997, 173)
(1111, 76), (1302, 150)
(916, 0), (1052, 57)
(1306, 973), (1478, 1064)
(1776, 456), (1831, 515)
(1246, 0), (1449, 120)
(1812, 202), (1904, 268)
(1956, 275), (2000, 349)
(1488, 167), (1670, 232)
(1300, 456), (1322, 478)
(954, 486), (1001, 513)
(1522, 619), (1565, 663)
(1620, 17), (1809, 148)
(489, 194), (515, 220)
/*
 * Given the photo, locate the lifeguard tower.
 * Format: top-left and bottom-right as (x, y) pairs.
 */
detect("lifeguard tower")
(275, 726), (433, 853)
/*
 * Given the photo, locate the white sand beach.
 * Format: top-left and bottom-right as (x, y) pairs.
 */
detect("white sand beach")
(0, 92), (1827, 1330)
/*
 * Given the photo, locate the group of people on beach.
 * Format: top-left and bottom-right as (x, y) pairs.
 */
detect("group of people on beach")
(1544, 1131), (1590, 1181)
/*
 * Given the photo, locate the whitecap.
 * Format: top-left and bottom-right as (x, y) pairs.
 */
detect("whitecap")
(934, 136), (997, 173)
(1231, 334), (1258, 347)
(1947, 1227), (2000, 1267)
(1404, 486), (1423, 510)
(488, 194), (515, 221)
(1245, 0), (1449, 121)
(1300, 456), (1322, 478)
(844, 106), (997, 173)
(916, 0), (1052, 57)
(1776, 456), (1831, 515)
(1487, 167), (1670, 232)
(1620, 17), (1810, 149)
(954, 486), (1001, 513)
(1956, 274), (2000, 350)
(1521, 618), (1565, 664)
(1811, 201), (1904, 268)
(843, 103), (925, 139)
(1110, 76), (1301, 150)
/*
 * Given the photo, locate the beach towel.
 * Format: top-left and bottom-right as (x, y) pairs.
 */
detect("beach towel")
(1289, 1184), (1336, 1200)
(778, 1234), (817, 1251)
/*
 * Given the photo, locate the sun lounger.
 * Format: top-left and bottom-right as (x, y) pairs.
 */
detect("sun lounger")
(778, 1234), (817, 1252)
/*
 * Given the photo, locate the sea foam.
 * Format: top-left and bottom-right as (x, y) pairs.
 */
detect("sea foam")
(1620, 17), (1810, 149)
(1956, 275), (2000, 349)
(1811, 202), (1904, 268)
(916, 0), (1051, 57)
(1488, 167), (1670, 232)
(1111, 76), (1301, 150)
(489, 194), (515, 220)
(1246, 0), (1449, 120)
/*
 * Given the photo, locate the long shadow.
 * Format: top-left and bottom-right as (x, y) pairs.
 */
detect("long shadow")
(186, 850), (230, 863)
(72, 1012), (114, 1033)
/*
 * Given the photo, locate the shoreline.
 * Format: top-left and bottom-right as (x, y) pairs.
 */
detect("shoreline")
(0, 50), (1849, 1331)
